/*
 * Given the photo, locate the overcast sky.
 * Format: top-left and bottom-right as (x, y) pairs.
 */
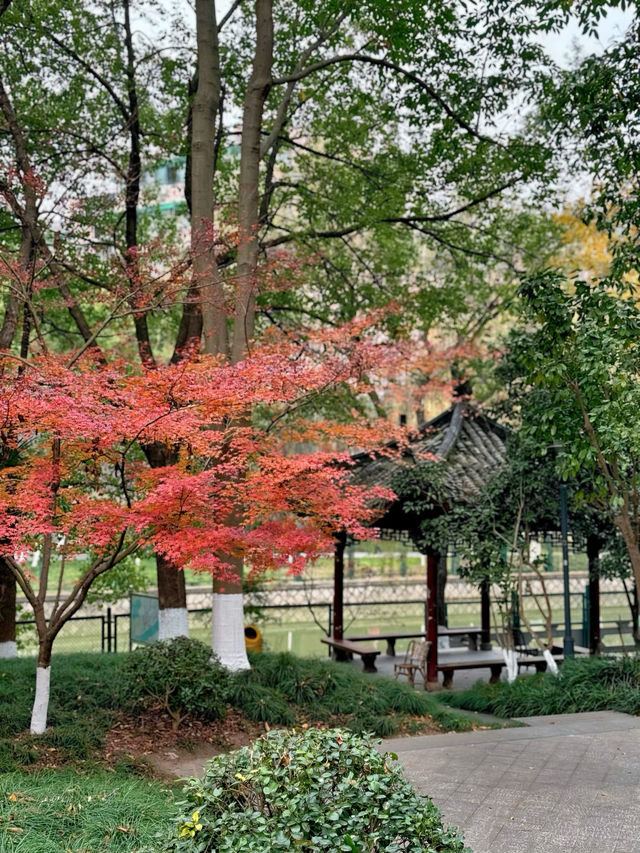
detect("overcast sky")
(543, 6), (633, 67)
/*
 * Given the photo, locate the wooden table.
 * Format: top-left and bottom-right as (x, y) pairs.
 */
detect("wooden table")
(346, 626), (486, 656)
(438, 626), (485, 651)
(346, 631), (428, 657)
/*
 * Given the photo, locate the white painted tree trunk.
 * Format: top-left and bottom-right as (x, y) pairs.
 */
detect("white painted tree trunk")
(543, 648), (560, 676)
(0, 640), (17, 658)
(157, 607), (190, 640)
(211, 592), (250, 671)
(502, 648), (519, 683)
(30, 666), (51, 734)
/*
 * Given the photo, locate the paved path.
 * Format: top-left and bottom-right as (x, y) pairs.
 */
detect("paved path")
(384, 711), (640, 853)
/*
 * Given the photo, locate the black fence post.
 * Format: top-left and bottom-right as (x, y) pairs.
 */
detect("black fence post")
(106, 607), (113, 652)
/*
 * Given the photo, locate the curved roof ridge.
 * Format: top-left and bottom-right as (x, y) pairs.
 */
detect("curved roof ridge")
(435, 399), (466, 460)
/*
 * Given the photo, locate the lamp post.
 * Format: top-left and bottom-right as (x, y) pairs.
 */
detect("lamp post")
(553, 443), (575, 657)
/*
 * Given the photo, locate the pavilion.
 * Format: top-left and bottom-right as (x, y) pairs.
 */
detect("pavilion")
(332, 398), (601, 686)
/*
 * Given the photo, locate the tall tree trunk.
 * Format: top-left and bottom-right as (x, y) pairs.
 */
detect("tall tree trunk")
(614, 509), (640, 609)
(156, 552), (189, 640)
(231, 0), (273, 364)
(0, 557), (16, 658)
(210, 555), (248, 670)
(193, 0), (225, 357)
(210, 0), (273, 670)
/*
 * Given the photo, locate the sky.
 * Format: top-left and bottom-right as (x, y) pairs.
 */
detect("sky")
(543, 6), (633, 67)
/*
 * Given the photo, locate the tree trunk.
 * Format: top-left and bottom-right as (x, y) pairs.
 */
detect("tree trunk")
(211, 0), (273, 666)
(192, 0), (225, 357)
(210, 557), (250, 671)
(156, 552), (189, 640)
(30, 637), (53, 734)
(614, 510), (640, 625)
(0, 557), (16, 658)
(230, 0), (273, 364)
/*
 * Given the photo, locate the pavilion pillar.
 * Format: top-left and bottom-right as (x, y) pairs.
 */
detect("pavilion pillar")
(587, 534), (601, 654)
(480, 579), (492, 650)
(426, 550), (439, 686)
(333, 531), (346, 641)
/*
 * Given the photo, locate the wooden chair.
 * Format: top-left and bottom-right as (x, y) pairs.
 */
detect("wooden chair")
(393, 640), (431, 688)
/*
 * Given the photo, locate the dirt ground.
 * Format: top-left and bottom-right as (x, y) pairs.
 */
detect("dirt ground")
(103, 708), (265, 779)
(102, 708), (444, 780)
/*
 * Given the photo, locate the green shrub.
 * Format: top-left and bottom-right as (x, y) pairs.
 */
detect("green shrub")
(442, 655), (640, 718)
(163, 728), (469, 852)
(227, 680), (296, 726)
(121, 638), (230, 727)
(231, 652), (472, 736)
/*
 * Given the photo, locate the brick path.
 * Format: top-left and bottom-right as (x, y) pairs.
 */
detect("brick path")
(384, 711), (640, 853)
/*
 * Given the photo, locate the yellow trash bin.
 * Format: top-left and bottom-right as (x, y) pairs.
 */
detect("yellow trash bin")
(244, 624), (262, 652)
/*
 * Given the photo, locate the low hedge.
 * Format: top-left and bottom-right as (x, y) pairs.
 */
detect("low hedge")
(161, 728), (470, 852)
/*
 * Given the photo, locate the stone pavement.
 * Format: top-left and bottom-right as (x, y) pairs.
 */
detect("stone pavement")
(383, 711), (640, 853)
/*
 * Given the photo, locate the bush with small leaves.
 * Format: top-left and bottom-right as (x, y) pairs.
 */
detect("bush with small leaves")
(162, 727), (470, 852)
(121, 637), (230, 728)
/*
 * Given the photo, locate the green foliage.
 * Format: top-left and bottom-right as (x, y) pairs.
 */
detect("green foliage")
(230, 652), (472, 738)
(0, 653), (123, 769)
(441, 655), (640, 718)
(0, 650), (470, 771)
(0, 768), (174, 853)
(162, 728), (469, 852)
(121, 638), (230, 728)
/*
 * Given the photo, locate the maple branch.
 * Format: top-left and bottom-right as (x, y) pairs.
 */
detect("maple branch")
(49, 535), (138, 634)
(0, 351), (36, 371)
(5, 554), (37, 607)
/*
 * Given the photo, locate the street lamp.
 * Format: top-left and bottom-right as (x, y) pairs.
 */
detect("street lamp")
(552, 442), (575, 657)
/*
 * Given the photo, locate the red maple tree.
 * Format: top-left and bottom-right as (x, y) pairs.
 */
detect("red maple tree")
(0, 323), (397, 733)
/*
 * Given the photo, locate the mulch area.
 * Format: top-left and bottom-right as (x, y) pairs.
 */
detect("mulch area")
(103, 707), (265, 766)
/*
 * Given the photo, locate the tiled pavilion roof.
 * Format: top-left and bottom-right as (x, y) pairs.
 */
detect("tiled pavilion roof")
(351, 401), (508, 529)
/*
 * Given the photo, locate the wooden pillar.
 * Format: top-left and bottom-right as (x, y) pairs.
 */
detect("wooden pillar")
(586, 534), (601, 654)
(426, 550), (438, 685)
(480, 579), (492, 650)
(333, 532), (346, 640)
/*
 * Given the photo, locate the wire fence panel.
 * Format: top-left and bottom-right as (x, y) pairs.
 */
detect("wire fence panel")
(11, 588), (640, 658)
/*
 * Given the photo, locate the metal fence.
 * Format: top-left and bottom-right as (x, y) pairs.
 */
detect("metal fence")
(13, 589), (639, 657)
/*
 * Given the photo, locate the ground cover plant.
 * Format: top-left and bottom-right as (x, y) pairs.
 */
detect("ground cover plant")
(440, 655), (640, 719)
(0, 644), (471, 773)
(162, 728), (469, 852)
(231, 650), (471, 737)
(0, 653), (125, 771)
(0, 768), (174, 853)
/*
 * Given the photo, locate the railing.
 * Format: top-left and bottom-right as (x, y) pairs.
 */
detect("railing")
(13, 591), (638, 656)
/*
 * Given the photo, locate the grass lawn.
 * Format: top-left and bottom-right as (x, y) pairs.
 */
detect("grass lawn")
(0, 768), (175, 853)
(0, 649), (473, 773)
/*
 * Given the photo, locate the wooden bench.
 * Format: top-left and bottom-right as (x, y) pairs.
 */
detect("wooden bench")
(437, 658), (505, 689)
(346, 631), (428, 657)
(321, 637), (380, 672)
(517, 652), (564, 674)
